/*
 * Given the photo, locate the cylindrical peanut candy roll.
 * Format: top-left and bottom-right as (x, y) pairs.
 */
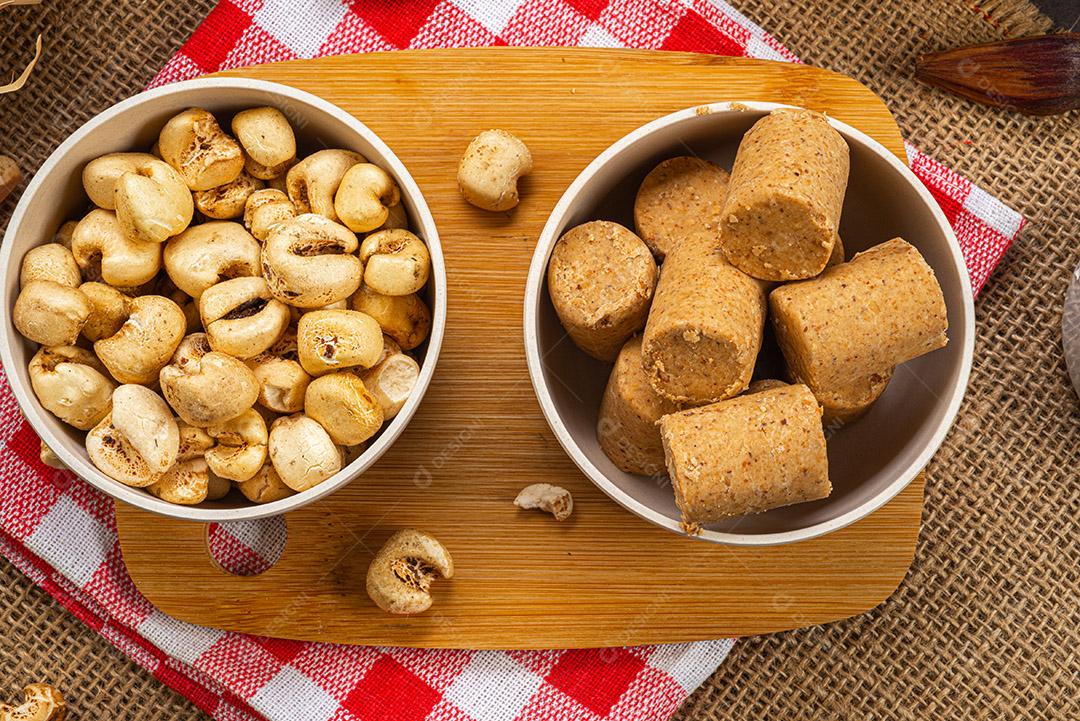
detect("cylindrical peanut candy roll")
(770, 237), (948, 396)
(547, 220), (657, 362)
(633, 156), (730, 260)
(642, 232), (766, 404)
(597, 336), (679, 476)
(815, 368), (891, 425)
(719, 109), (849, 281)
(659, 383), (830, 522)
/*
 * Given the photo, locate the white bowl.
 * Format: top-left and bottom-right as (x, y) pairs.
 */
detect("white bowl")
(524, 101), (974, 546)
(0, 78), (446, 522)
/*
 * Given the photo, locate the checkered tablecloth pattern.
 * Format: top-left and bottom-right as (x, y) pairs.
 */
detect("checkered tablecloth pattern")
(0, 2), (1025, 721)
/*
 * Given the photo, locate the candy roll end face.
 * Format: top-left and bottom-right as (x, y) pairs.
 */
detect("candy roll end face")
(659, 383), (831, 523)
(642, 235), (766, 404)
(719, 109), (850, 281)
(547, 221), (657, 362)
(597, 336), (679, 476)
(633, 156), (730, 261)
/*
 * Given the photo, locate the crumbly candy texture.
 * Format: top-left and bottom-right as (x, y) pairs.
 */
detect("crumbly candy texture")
(597, 336), (679, 476)
(719, 109), (849, 281)
(642, 232), (766, 404)
(814, 367), (892, 425)
(547, 220), (657, 362)
(633, 156), (730, 260)
(770, 237), (948, 397)
(660, 383), (830, 522)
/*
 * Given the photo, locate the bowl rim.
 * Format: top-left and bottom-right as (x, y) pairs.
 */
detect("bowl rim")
(523, 100), (975, 546)
(0, 77), (447, 522)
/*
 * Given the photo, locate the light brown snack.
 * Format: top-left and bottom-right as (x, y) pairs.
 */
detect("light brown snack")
(814, 368), (891, 425)
(744, 378), (789, 395)
(659, 384), (830, 522)
(514, 483), (573, 521)
(719, 109), (849, 281)
(826, 233), (845, 268)
(268, 414), (341, 491)
(350, 286), (431, 351)
(13, 280), (91, 347)
(237, 463), (296, 503)
(94, 295), (186, 385)
(29, 346), (114, 430)
(547, 221), (657, 362)
(597, 336), (678, 476)
(0, 683), (66, 721)
(633, 156), (729, 260)
(193, 170), (264, 220)
(642, 233), (766, 404)
(770, 238), (948, 399)
(457, 129), (532, 211)
(366, 528), (453, 615)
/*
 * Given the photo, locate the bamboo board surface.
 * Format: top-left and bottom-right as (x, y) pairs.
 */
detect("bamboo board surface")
(115, 48), (923, 649)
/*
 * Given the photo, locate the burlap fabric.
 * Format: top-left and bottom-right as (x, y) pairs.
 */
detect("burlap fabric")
(0, 2), (215, 717)
(1, 1), (1076, 719)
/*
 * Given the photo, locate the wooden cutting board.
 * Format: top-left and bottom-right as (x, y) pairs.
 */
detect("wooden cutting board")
(115, 48), (923, 649)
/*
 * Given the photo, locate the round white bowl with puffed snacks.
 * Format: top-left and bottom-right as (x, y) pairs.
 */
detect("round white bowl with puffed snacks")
(0, 78), (446, 522)
(523, 101), (974, 546)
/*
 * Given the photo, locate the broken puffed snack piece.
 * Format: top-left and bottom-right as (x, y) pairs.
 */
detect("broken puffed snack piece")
(334, 162), (401, 233)
(0, 683), (66, 721)
(359, 229), (430, 297)
(13, 280), (91, 347)
(286, 149), (365, 221)
(19, 242), (80, 288)
(262, 214), (362, 308)
(268, 414), (341, 491)
(159, 108), (245, 191)
(360, 351), (419, 420)
(86, 385), (180, 488)
(366, 528), (453, 615)
(39, 439), (66, 470)
(350, 285), (431, 351)
(232, 107), (297, 180)
(193, 170), (264, 220)
(237, 463), (296, 503)
(457, 129), (532, 211)
(29, 345), (115, 430)
(514, 483), (574, 521)
(243, 188), (296, 241)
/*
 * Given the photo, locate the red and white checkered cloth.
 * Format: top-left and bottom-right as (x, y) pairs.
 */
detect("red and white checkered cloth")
(0, 1), (1025, 720)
